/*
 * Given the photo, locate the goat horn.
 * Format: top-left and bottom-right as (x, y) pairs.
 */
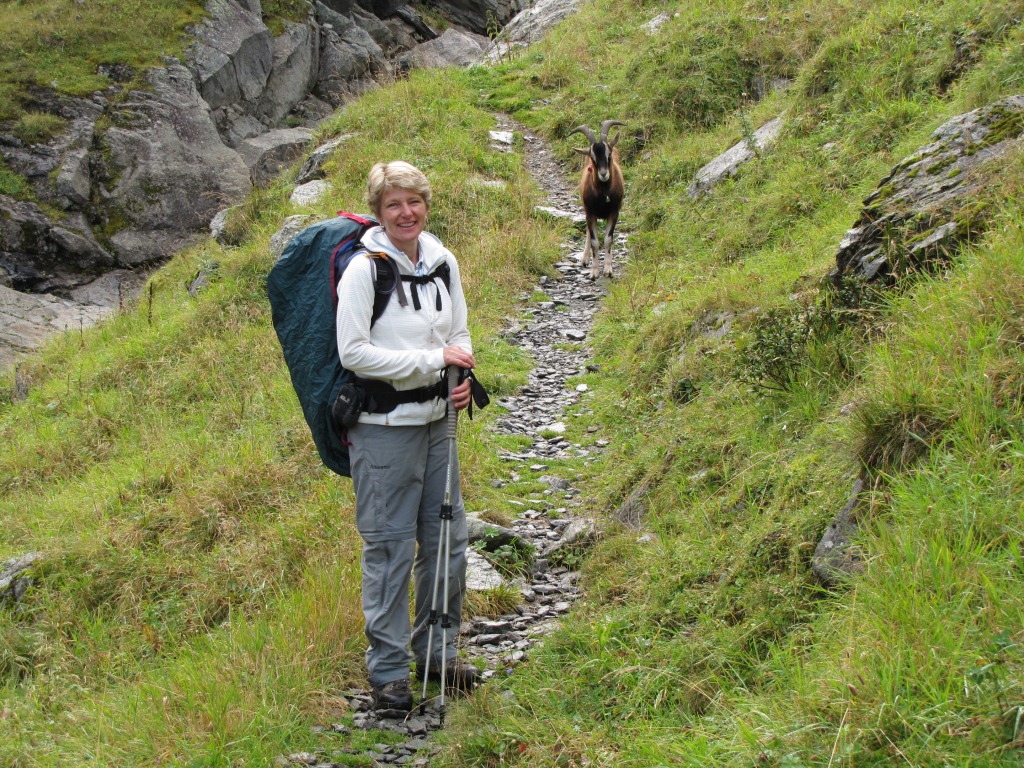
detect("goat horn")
(567, 124), (597, 144)
(599, 120), (627, 143)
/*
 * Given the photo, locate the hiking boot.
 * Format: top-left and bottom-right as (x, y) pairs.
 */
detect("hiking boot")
(371, 678), (413, 712)
(416, 658), (479, 693)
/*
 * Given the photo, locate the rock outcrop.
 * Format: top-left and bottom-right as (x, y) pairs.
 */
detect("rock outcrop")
(812, 478), (867, 588)
(831, 95), (1024, 285)
(95, 64), (254, 267)
(686, 116), (785, 199)
(0, 0), (588, 370)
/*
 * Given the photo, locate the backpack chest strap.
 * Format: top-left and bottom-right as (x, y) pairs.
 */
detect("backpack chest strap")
(396, 272), (445, 311)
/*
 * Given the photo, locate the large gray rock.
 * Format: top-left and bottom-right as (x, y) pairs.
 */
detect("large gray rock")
(466, 515), (524, 551)
(94, 64), (252, 265)
(400, 28), (489, 69)
(0, 285), (109, 371)
(187, 0), (274, 110)
(270, 215), (315, 260)
(55, 146), (92, 207)
(355, 0), (401, 18)
(238, 127), (314, 186)
(0, 91), (105, 208)
(316, 25), (386, 106)
(428, 0), (524, 35)
(493, 0), (578, 46)
(0, 196), (114, 292)
(256, 21), (320, 125)
(831, 95), (1024, 284)
(350, 3), (400, 51)
(686, 116), (784, 199)
(296, 134), (352, 184)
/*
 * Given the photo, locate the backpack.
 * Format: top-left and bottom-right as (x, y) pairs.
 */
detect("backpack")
(267, 211), (451, 477)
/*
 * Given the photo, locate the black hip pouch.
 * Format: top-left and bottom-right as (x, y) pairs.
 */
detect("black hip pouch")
(331, 382), (366, 429)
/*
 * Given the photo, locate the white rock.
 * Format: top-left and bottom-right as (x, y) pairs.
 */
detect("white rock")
(290, 179), (331, 207)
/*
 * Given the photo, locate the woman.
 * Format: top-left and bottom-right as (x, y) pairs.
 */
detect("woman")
(336, 161), (478, 712)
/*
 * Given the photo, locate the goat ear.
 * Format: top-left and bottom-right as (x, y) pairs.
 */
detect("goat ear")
(573, 147), (591, 157)
(609, 132), (621, 147)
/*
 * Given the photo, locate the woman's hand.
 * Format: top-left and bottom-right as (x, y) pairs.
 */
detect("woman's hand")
(443, 347), (474, 411)
(443, 345), (475, 370)
(450, 377), (473, 411)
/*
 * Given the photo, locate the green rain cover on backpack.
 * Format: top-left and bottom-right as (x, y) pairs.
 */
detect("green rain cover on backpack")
(267, 212), (378, 477)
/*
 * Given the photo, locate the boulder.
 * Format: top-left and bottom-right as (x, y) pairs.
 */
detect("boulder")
(686, 116), (784, 199)
(55, 146), (92, 207)
(316, 25), (386, 106)
(187, 0), (274, 110)
(209, 206), (238, 243)
(428, 0), (524, 35)
(0, 196), (114, 292)
(0, 285), (109, 371)
(270, 215), (315, 260)
(296, 134), (352, 184)
(812, 478), (866, 588)
(290, 179), (331, 206)
(237, 127), (314, 186)
(492, 0), (578, 47)
(256, 21), (320, 125)
(466, 515), (524, 551)
(393, 5), (439, 42)
(400, 28), (490, 69)
(831, 95), (1024, 285)
(94, 63), (252, 265)
(350, 3), (400, 51)
(214, 106), (267, 147)
(0, 553), (43, 603)
(67, 269), (148, 309)
(0, 90), (105, 206)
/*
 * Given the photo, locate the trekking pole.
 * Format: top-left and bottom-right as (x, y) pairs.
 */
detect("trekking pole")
(420, 364), (462, 720)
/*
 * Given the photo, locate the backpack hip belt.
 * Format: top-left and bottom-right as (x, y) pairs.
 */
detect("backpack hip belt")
(356, 376), (447, 414)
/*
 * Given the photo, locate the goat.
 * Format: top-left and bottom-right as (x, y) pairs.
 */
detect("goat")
(568, 120), (626, 279)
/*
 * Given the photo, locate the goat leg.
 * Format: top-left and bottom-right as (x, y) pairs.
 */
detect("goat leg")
(602, 214), (617, 278)
(587, 228), (601, 280)
(580, 218), (596, 270)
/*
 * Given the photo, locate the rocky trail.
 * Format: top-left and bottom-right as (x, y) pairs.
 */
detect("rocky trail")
(274, 119), (627, 768)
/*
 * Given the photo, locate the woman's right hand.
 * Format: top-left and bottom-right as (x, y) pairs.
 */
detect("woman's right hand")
(443, 346), (475, 370)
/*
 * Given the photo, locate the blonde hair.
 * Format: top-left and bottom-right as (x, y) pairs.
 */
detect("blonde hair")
(366, 161), (432, 219)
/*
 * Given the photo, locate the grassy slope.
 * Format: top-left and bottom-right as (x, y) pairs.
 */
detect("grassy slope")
(3, 0), (1024, 765)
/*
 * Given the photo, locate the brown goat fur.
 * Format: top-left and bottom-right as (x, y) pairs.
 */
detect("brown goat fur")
(569, 120), (626, 279)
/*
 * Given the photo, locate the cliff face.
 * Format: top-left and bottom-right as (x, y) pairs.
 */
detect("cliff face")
(0, 0), (524, 300)
(0, 0), (596, 370)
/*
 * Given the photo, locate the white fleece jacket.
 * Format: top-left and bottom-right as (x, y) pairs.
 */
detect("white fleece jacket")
(335, 226), (472, 425)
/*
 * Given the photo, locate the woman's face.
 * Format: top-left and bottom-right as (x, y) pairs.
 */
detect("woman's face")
(379, 187), (427, 254)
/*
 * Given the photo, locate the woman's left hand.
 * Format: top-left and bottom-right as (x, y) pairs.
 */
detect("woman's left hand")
(451, 377), (473, 411)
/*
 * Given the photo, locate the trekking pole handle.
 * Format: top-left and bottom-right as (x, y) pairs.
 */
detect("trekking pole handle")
(447, 364), (461, 440)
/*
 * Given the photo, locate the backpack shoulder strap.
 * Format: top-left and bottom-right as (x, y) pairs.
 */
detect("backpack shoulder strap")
(432, 260), (451, 291)
(364, 252), (396, 326)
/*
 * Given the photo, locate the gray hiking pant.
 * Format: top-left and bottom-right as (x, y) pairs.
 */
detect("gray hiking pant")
(348, 417), (468, 687)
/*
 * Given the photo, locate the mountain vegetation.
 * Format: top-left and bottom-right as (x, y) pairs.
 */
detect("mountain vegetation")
(3, 0), (1024, 765)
